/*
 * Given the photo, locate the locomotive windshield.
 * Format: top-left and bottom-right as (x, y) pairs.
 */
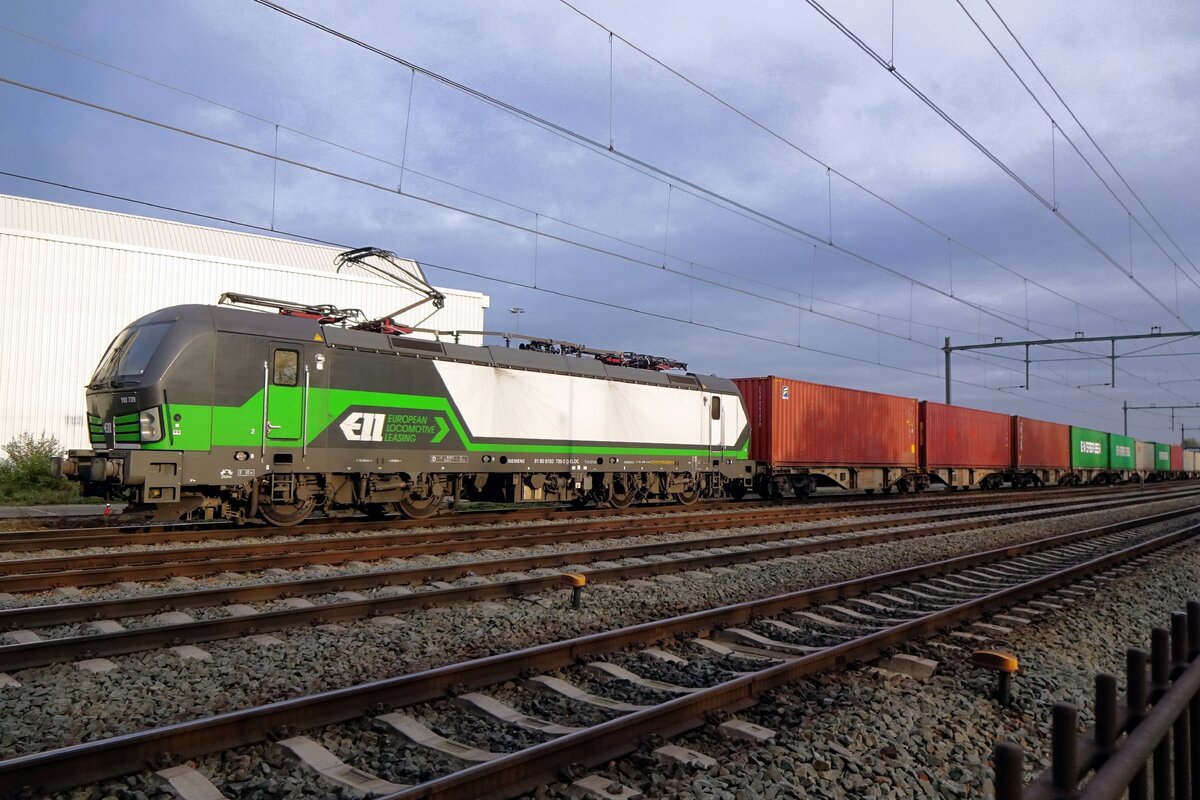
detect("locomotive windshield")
(90, 322), (172, 388)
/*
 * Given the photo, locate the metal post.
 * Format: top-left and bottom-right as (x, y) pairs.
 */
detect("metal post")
(1172, 612), (1191, 799)
(1152, 628), (1171, 799)
(1173, 612), (1189, 677)
(1111, 339), (1116, 387)
(1095, 672), (1118, 756)
(1025, 343), (1030, 390)
(998, 672), (1012, 706)
(1051, 703), (1078, 797)
(1188, 600), (1200, 660)
(1129, 648), (1149, 800)
(1187, 601), (1200, 800)
(944, 336), (952, 404)
(1124, 401), (1128, 436)
(1191, 603), (1200, 800)
(995, 742), (1025, 800)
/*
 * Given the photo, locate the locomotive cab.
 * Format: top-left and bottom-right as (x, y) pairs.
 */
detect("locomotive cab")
(57, 306), (217, 514)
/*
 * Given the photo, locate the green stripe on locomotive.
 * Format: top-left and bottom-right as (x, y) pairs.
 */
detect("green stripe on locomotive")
(144, 387), (751, 460)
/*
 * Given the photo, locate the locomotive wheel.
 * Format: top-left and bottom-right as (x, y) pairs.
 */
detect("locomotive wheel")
(675, 488), (699, 506)
(397, 494), (441, 519)
(608, 480), (633, 509)
(259, 495), (316, 526)
(727, 482), (747, 501)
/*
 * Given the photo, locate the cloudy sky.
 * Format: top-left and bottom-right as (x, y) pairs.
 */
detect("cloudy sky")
(2, 1), (1199, 440)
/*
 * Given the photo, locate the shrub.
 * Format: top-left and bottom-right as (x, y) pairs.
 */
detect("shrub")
(0, 432), (64, 485)
(0, 432), (94, 504)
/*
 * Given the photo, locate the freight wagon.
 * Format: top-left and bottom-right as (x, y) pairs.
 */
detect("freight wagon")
(919, 402), (1010, 489)
(734, 376), (924, 496)
(1063, 427), (1132, 485)
(1154, 443), (1171, 477)
(1010, 416), (1070, 487)
(1135, 440), (1156, 481)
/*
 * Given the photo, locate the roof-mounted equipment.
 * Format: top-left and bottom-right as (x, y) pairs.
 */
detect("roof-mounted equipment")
(218, 247), (447, 336)
(218, 293), (368, 325)
(335, 247), (445, 334)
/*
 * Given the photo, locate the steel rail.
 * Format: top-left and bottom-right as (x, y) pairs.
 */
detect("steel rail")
(0, 491), (940, 543)
(389, 527), (1198, 799)
(0, 501), (802, 551)
(1, 489), (1171, 627)
(0, 482), (1168, 550)
(2, 489), (1175, 593)
(1, 494), (1188, 670)
(0, 483), (1137, 552)
(0, 507), (1193, 794)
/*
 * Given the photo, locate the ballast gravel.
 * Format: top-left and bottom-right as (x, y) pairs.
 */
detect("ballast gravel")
(1, 496), (1195, 796)
(521, 540), (1200, 799)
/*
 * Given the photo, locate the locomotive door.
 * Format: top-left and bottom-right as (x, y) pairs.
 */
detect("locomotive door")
(264, 344), (306, 445)
(708, 394), (725, 462)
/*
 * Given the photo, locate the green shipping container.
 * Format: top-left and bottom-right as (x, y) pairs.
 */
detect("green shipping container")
(1109, 434), (1136, 470)
(1070, 426), (1109, 469)
(1155, 442), (1171, 472)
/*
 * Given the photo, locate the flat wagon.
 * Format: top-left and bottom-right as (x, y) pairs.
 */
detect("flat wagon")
(919, 401), (1011, 489)
(734, 376), (922, 496)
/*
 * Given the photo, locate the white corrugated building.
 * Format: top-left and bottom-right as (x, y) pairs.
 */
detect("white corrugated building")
(0, 194), (489, 448)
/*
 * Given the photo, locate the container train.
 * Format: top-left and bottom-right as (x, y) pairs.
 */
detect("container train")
(57, 288), (1196, 526)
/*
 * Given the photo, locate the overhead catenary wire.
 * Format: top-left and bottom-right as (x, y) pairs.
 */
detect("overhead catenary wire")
(2, 14), (1194, 421)
(554, 0), (1166, 335)
(6, 12), (1176, 402)
(0, 166), (1133, 429)
(0, 75), (1019, 356)
(0, 22), (1085, 342)
(976, 0), (1200, 281)
(0, 68), (1157, 403)
(954, 0), (1200, 300)
(803, 0), (1192, 329)
(245, 0), (1151, 348)
(953, 0), (1200, 387)
(240, 0), (1193, 404)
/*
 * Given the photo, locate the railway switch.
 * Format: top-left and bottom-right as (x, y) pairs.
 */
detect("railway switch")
(971, 649), (1019, 706)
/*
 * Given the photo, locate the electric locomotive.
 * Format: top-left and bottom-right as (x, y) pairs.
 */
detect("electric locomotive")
(58, 292), (753, 525)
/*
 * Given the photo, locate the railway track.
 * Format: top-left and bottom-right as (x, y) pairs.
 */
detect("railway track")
(0, 491), (1193, 671)
(0, 481), (1166, 552)
(0, 486), (1192, 595)
(1, 503), (1193, 797)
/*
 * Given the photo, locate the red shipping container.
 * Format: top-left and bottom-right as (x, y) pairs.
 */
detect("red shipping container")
(1012, 416), (1070, 469)
(1171, 444), (1183, 471)
(920, 402), (1011, 469)
(733, 376), (917, 467)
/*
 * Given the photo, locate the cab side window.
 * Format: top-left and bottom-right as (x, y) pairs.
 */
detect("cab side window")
(273, 350), (299, 386)
(711, 396), (722, 420)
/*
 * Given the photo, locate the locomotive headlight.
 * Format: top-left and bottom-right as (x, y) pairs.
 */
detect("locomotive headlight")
(139, 407), (162, 442)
